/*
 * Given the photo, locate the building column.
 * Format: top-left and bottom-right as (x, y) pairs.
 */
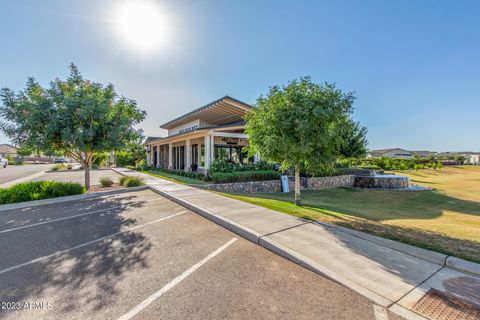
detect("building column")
(152, 146), (160, 168)
(197, 144), (201, 166)
(185, 139), (191, 172)
(210, 135), (215, 163)
(156, 144), (160, 168)
(168, 143), (173, 169)
(204, 135), (210, 173)
(149, 145), (153, 166)
(159, 145), (163, 168)
(254, 152), (261, 163)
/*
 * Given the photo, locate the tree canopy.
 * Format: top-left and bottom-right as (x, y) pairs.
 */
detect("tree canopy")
(245, 76), (367, 205)
(0, 64), (146, 189)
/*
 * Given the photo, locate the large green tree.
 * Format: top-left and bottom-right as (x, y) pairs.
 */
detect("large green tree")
(0, 64), (146, 189)
(245, 76), (366, 206)
(337, 120), (368, 159)
(115, 132), (147, 167)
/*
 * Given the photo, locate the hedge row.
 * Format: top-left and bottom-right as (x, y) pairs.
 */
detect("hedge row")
(210, 170), (281, 183)
(210, 159), (277, 173)
(0, 181), (85, 205)
(147, 168), (206, 181)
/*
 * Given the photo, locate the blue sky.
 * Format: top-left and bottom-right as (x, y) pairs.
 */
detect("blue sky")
(1, 0), (479, 151)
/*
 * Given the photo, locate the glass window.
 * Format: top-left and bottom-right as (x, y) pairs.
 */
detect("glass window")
(215, 146), (230, 160)
(200, 144), (205, 167)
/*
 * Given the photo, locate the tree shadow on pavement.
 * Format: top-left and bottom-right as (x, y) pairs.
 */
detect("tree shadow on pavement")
(0, 193), (154, 317)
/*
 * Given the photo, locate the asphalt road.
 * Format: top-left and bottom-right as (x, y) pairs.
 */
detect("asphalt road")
(0, 164), (52, 185)
(0, 189), (404, 320)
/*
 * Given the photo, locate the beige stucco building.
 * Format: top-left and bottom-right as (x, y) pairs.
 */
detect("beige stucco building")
(146, 96), (257, 175)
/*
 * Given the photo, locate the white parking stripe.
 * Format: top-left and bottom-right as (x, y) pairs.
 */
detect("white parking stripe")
(373, 305), (389, 320)
(117, 237), (238, 320)
(0, 211), (187, 275)
(0, 197), (165, 234)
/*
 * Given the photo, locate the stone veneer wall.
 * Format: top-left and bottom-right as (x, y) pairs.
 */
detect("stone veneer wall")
(306, 174), (356, 190)
(354, 176), (410, 189)
(197, 180), (281, 193)
(197, 174), (356, 193)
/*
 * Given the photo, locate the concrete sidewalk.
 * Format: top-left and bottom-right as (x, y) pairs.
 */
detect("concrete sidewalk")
(114, 168), (480, 320)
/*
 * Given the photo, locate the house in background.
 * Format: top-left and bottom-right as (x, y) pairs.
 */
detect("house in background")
(367, 148), (414, 159)
(145, 96), (257, 175)
(0, 144), (17, 158)
(467, 154), (480, 165)
(411, 151), (437, 158)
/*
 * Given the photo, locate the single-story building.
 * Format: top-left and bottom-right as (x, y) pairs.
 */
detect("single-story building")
(367, 148), (414, 159)
(145, 96), (258, 175)
(411, 150), (437, 158)
(468, 154), (480, 165)
(0, 144), (17, 158)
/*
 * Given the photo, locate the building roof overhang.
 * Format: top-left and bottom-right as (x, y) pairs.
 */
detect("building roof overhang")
(147, 122), (246, 146)
(160, 96), (252, 130)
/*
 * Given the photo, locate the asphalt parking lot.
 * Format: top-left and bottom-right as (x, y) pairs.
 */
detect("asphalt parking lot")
(32, 169), (123, 186)
(0, 189), (404, 320)
(0, 164), (52, 185)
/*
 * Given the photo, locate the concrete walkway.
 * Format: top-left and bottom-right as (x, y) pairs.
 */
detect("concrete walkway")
(114, 168), (480, 320)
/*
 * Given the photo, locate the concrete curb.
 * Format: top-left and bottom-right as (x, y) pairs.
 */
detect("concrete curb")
(327, 223), (448, 266)
(146, 185), (262, 243)
(0, 186), (148, 212)
(446, 256), (480, 277)
(258, 235), (393, 308)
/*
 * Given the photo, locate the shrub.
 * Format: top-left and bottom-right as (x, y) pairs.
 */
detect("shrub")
(0, 181), (85, 205)
(67, 164), (73, 170)
(119, 176), (144, 187)
(351, 157), (443, 171)
(93, 152), (109, 168)
(210, 159), (276, 173)
(99, 176), (114, 187)
(124, 176), (144, 188)
(119, 176), (129, 186)
(51, 164), (67, 171)
(210, 170), (281, 183)
(147, 168), (205, 181)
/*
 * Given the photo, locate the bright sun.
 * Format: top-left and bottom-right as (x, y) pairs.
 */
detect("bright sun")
(114, 1), (169, 52)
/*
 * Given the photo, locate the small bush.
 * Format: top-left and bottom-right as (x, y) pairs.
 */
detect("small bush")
(99, 176), (114, 187)
(125, 176), (144, 188)
(51, 164), (67, 171)
(119, 176), (144, 187)
(67, 164), (73, 170)
(0, 181), (85, 205)
(210, 170), (281, 183)
(119, 176), (129, 186)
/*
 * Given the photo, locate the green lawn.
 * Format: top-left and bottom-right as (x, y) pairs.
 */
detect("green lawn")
(142, 170), (207, 185)
(225, 166), (480, 263)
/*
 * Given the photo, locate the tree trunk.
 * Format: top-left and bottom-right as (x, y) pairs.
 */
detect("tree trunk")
(294, 163), (301, 206)
(84, 161), (91, 191)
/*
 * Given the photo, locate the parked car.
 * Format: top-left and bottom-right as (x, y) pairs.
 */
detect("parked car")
(54, 158), (67, 163)
(0, 157), (7, 168)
